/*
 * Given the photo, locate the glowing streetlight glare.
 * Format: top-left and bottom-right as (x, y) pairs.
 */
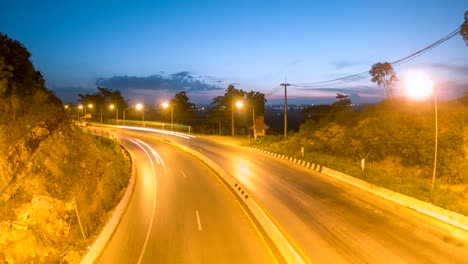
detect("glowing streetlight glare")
(88, 103), (93, 108)
(109, 104), (115, 110)
(162, 102), (169, 108)
(135, 103), (143, 110)
(404, 73), (433, 100)
(78, 105), (83, 109)
(236, 101), (244, 109)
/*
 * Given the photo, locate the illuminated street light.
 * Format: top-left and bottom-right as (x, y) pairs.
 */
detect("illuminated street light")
(404, 73), (437, 191)
(78, 104), (83, 119)
(123, 103), (144, 127)
(162, 102), (174, 130)
(232, 100), (244, 136)
(109, 104), (118, 125)
(136, 103), (145, 127)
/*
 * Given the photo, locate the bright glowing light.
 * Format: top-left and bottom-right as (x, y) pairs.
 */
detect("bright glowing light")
(78, 105), (83, 109)
(64, 105), (69, 108)
(109, 104), (115, 110)
(135, 103), (143, 110)
(88, 103), (93, 108)
(404, 73), (433, 100)
(236, 101), (244, 109)
(162, 102), (170, 108)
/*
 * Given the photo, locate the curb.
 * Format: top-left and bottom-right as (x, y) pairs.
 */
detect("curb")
(246, 147), (468, 239)
(80, 138), (137, 263)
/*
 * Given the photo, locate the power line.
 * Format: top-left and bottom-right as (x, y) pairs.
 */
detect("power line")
(291, 25), (462, 88)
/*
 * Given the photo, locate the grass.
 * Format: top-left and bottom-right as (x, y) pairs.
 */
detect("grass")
(250, 136), (468, 216)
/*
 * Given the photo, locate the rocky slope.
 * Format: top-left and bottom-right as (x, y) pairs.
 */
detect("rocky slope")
(0, 33), (130, 263)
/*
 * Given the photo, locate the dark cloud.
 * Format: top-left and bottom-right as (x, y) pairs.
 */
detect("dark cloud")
(95, 71), (224, 92)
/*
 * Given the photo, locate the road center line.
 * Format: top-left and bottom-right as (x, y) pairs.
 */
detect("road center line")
(181, 170), (187, 178)
(195, 210), (202, 231)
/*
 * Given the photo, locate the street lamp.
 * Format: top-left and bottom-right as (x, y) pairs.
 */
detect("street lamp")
(109, 104), (118, 125)
(78, 105), (83, 119)
(404, 73), (437, 191)
(123, 103), (144, 127)
(135, 103), (144, 127)
(232, 100), (244, 136)
(162, 102), (174, 130)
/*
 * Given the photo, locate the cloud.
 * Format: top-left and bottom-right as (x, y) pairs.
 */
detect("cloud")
(95, 71), (224, 92)
(332, 60), (367, 70)
(425, 63), (468, 76)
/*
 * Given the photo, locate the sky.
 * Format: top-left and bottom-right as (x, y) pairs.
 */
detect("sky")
(1, 0), (467, 105)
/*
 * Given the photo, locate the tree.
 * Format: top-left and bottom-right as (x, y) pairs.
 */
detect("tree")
(245, 90), (266, 118)
(461, 11), (468, 46)
(210, 85), (245, 134)
(369, 62), (398, 100)
(169, 91), (196, 124)
(78, 87), (127, 121)
(331, 93), (352, 111)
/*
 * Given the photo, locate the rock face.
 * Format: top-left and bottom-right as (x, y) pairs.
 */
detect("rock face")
(0, 33), (131, 263)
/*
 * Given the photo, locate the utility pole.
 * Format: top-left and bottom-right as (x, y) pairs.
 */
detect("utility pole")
(280, 83), (290, 138)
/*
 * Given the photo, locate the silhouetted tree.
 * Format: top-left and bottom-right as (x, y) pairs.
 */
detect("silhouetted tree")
(369, 62), (398, 100)
(169, 91), (196, 124)
(461, 11), (468, 46)
(331, 93), (352, 111)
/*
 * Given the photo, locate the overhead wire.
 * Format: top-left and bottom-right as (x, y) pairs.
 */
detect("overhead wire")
(289, 25), (462, 89)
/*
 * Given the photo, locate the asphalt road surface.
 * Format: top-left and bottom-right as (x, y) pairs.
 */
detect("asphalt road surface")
(96, 131), (278, 263)
(96, 126), (468, 264)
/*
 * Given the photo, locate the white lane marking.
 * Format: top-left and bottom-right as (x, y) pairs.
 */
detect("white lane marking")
(129, 139), (158, 264)
(135, 139), (167, 175)
(195, 210), (202, 231)
(181, 170), (187, 178)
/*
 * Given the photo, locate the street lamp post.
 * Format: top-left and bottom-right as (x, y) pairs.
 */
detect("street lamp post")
(78, 105), (83, 119)
(110, 104), (118, 125)
(404, 73), (437, 191)
(252, 105), (256, 139)
(232, 100), (244, 136)
(162, 102), (174, 130)
(123, 107), (132, 126)
(136, 103), (144, 127)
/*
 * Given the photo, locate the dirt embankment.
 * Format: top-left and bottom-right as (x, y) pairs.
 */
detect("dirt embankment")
(0, 119), (131, 263)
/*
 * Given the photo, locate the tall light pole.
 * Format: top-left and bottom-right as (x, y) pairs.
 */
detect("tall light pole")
(109, 104), (118, 125)
(123, 107), (132, 126)
(280, 83), (290, 138)
(252, 105), (256, 139)
(162, 102), (174, 130)
(232, 100), (244, 136)
(136, 103), (144, 127)
(404, 73), (437, 191)
(87, 103), (93, 121)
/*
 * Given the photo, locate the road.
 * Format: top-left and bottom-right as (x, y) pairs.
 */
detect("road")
(95, 131), (278, 263)
(105, 126), (468, 264)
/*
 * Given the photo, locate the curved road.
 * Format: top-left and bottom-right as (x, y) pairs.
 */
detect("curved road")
(104, 126), (468, 264)
(96, 132), (278, 263)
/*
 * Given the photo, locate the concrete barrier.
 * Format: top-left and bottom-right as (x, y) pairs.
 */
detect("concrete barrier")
(80, 138), (136, 263)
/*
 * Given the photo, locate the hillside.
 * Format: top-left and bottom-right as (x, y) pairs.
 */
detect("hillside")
(0, 34), (130, 262)
(252, 98), (468, 215)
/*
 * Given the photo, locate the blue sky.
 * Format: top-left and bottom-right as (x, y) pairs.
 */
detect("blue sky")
(1, 0), (467, 104)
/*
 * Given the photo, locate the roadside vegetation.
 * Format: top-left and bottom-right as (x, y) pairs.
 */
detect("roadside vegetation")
(251, 95), (468, 216)
(0, 33), (131, 263)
